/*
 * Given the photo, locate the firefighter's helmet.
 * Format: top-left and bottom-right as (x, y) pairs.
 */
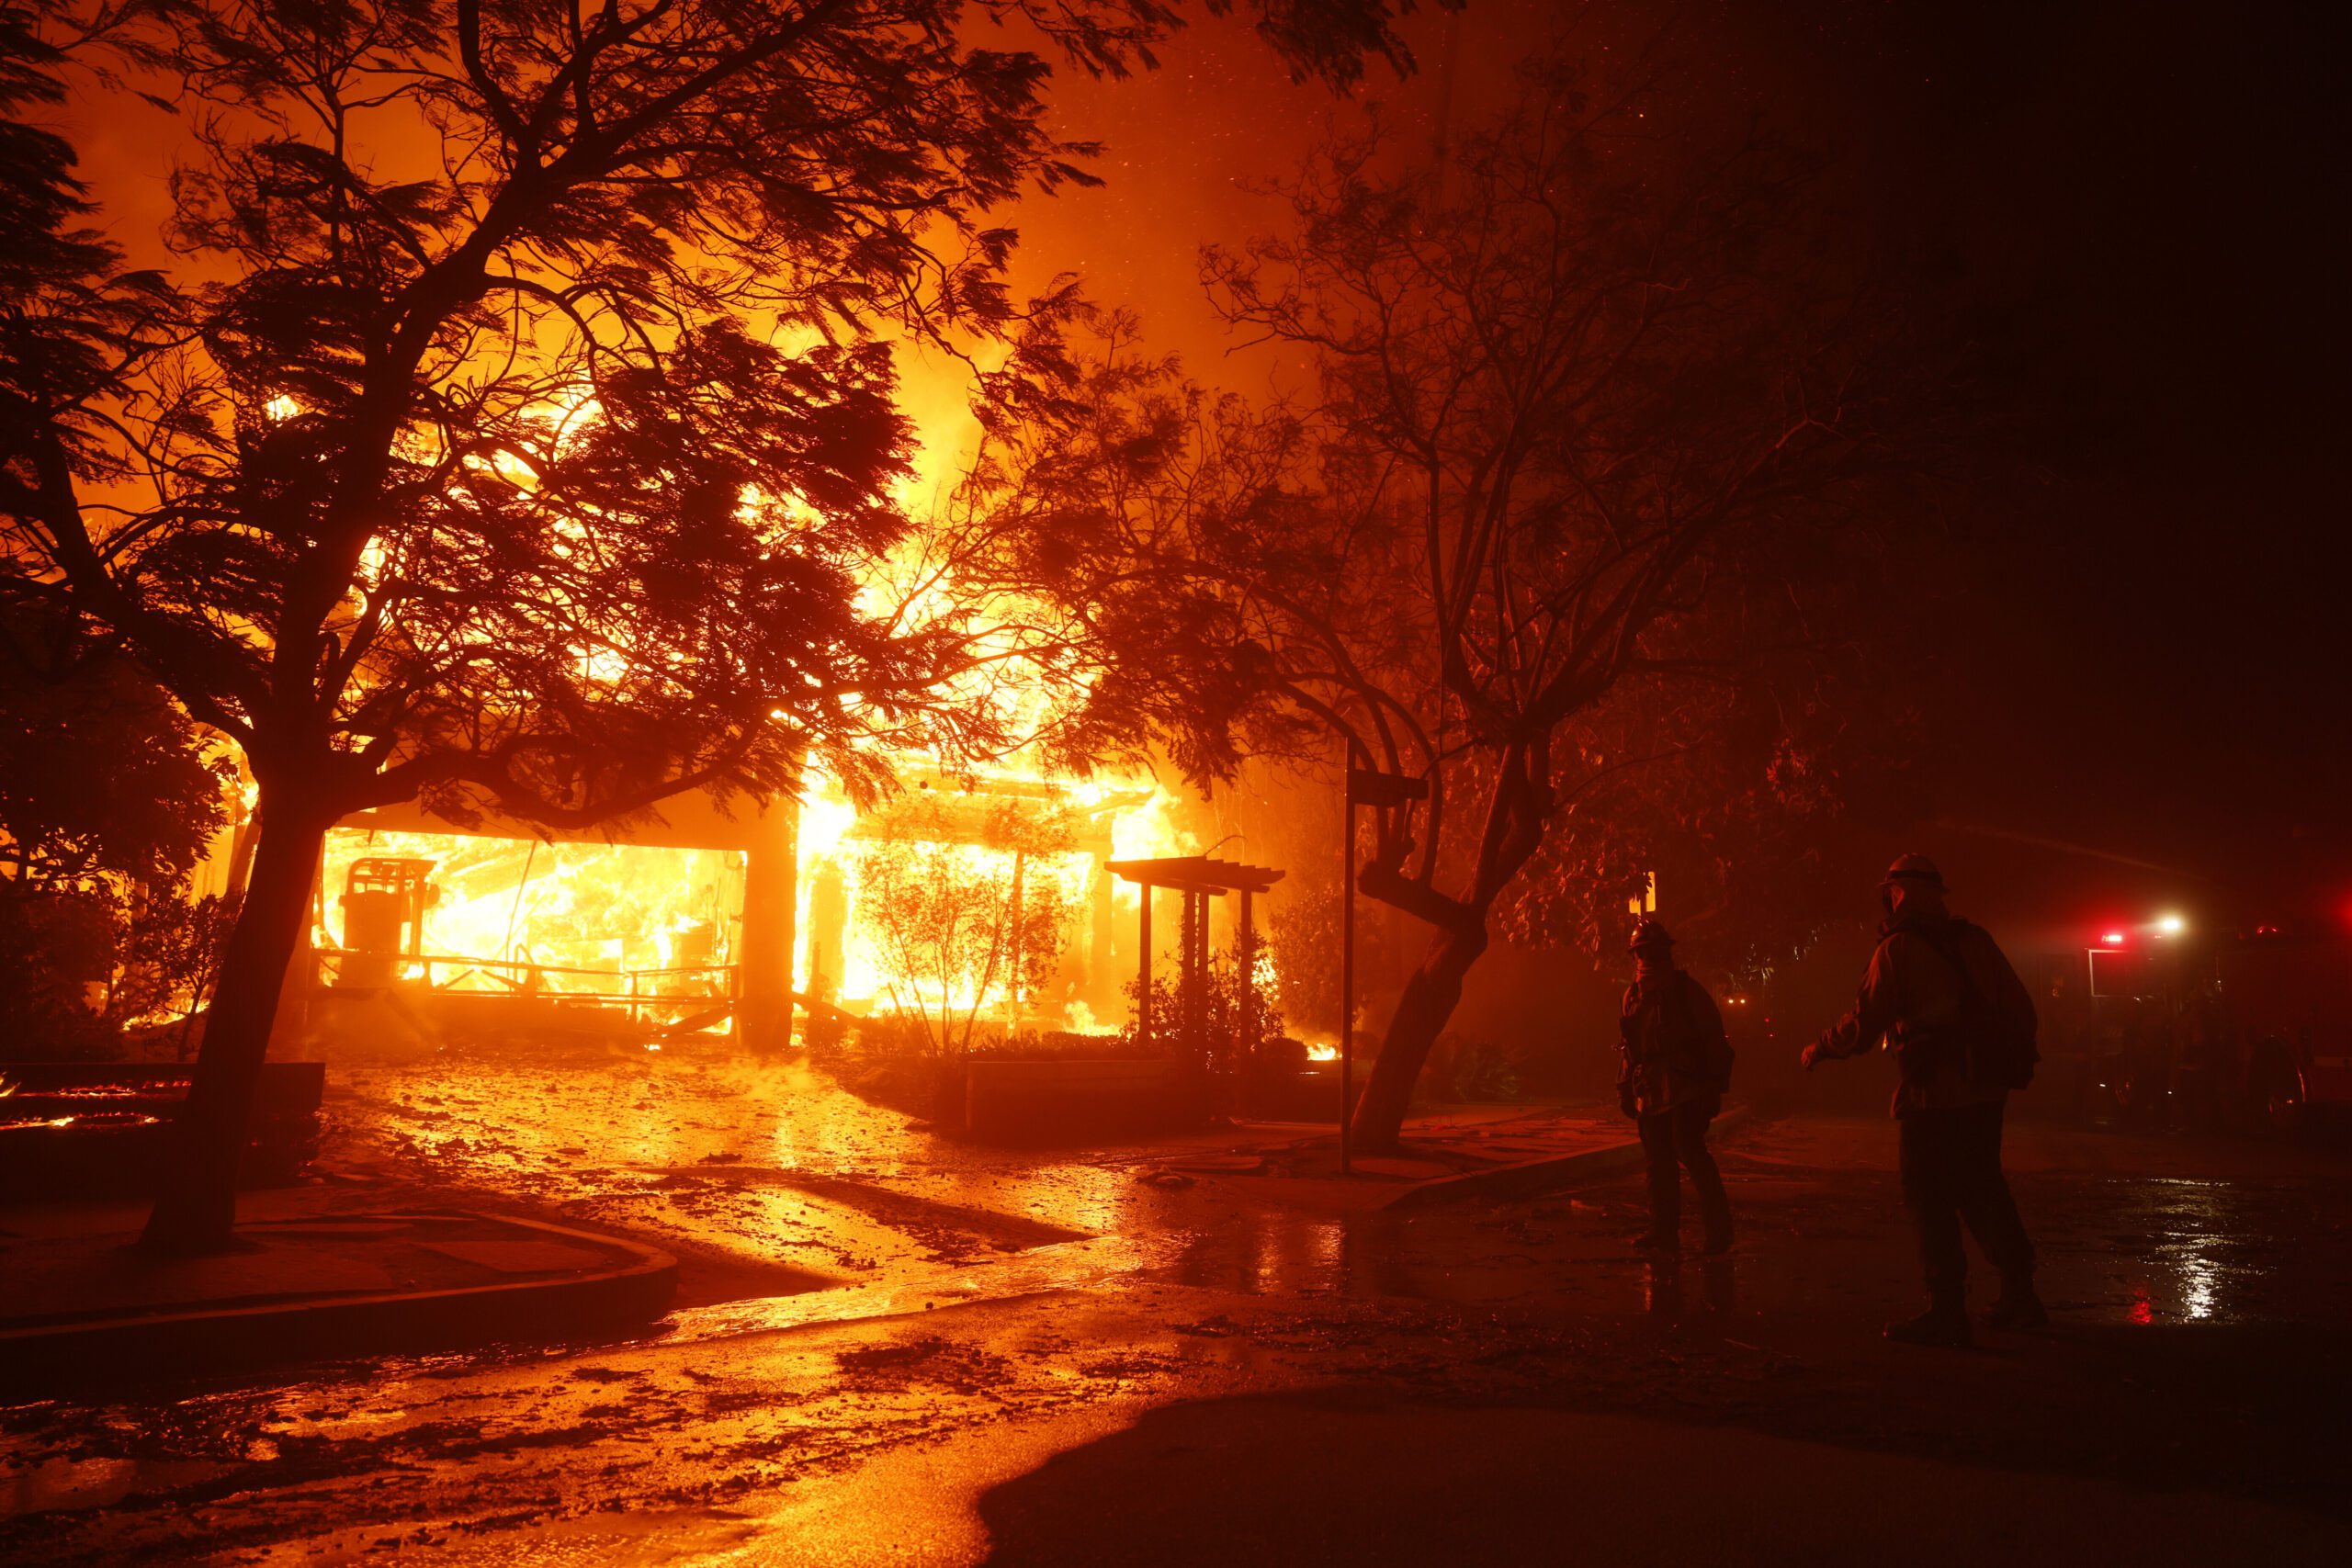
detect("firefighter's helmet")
(1628, 917), (1677, 952)
(1881, 853), (1946, 890)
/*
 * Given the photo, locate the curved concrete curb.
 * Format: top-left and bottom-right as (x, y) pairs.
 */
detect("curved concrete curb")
(1382, 1104), (1755, 1211)
(0, 1213), (675, 1398)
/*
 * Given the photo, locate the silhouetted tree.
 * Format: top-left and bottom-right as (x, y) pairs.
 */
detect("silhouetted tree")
(959, 45), (1915, 1149)
(948, 303), (1325, 780)
(0, 0), (1424, 1249)
(1, 604), (228, 897)
(1, 593), (233, 1058)
(1489, 638), (1926, 981)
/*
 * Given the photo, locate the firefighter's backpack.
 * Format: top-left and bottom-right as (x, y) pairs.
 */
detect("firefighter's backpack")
(1912, 920), (2041, 1090)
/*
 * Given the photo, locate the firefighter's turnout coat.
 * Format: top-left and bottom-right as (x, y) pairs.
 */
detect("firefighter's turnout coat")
(1619, 969), (1735, 1116)
(1815, 909), (2038, 1115)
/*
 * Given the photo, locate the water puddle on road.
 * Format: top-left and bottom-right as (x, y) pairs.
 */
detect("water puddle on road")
(1154, 1196), (1721, 1319)
(654, 1233), (1166, 1346)
(2039, 1174), (2327, 1328)
(0, 1454), (225, 1515)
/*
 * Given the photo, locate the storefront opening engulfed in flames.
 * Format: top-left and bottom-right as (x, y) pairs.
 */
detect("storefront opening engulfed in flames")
(311, 829), (750, 1038)
(317, 830), (744, 986)
(793, 770), (1192, 1046)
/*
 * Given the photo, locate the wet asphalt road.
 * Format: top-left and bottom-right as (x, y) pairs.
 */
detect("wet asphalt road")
(4, 1054), (2350, 1565)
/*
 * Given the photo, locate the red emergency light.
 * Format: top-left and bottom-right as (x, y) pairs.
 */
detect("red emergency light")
(2100, 931), (2127, 946)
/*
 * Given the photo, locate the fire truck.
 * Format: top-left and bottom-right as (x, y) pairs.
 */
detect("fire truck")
(2216, 928), (2352, 1134)
(2025, 934), (2177, 1124)
(2031, 920), (2350, 1134)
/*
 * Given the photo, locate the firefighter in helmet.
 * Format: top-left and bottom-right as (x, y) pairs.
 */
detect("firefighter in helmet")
(1804, 854), (2045, 1346)
(1618, 918), (1736, 1254)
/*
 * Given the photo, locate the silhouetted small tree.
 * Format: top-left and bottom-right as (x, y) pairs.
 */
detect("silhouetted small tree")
(854, 795), (1077, 1055)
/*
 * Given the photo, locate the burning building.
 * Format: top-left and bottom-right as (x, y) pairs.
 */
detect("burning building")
(283, 758), (1206, 1056)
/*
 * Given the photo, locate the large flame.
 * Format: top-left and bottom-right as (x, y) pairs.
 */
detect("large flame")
(317, 827), (741, 993)
(792, 764), (1190, 1032)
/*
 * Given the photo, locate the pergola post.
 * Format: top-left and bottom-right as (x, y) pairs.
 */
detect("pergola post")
(1236, 886), (1256, 1056)
(1179, 889), (1201, 1060)
(1136, 882), (1153, 1044)
(1106, 855), (1286, 1087)
(1194, 894), (1212, 1054)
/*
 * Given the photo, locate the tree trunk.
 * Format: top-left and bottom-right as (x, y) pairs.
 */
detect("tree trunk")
(140, 793), (331, 1255)
(1347, 917), (1489, 1153)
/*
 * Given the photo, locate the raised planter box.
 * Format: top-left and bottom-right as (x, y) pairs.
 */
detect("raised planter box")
(962, 1057), (1189, 1142)
(0, 1061), (325, 1200)
(0, 1212), (676, 1396)
(1241, 1061), (1345, 1122)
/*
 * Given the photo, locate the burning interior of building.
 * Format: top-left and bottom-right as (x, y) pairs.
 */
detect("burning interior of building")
(287, 759), (1259, 1062)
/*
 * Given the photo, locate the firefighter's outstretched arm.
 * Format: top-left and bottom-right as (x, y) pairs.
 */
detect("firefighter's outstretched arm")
(1803, 944), (1902, 1071)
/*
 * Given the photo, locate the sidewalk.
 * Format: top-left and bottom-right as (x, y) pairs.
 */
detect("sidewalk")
(1156, 1101), (1753, 1212)
(0, 1193), (674, 1397)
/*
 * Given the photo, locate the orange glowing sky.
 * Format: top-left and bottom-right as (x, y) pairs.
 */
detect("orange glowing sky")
(53, 3), (1687, 498)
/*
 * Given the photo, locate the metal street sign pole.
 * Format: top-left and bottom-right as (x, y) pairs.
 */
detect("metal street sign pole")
(1340, 744), (1356, 1176)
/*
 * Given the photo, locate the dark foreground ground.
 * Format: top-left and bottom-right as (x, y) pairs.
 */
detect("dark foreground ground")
(4, 1083), (2348, 1565)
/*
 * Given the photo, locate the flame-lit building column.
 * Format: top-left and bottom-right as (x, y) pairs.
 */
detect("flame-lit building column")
(737, 797), (798, 1053)
(1082, 825), (1120, 1018)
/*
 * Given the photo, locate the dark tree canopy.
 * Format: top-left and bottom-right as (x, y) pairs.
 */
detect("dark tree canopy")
(0, 602), (228, 894)
(5, 0), (1433, 825)
(0, 0), (1422, 1248)
(0, 599), (234, 1064)
(955, 43), (1923, 1145)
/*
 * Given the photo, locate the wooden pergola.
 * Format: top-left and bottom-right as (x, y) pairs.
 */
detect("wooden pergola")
(1104, 855), (1284, 1053)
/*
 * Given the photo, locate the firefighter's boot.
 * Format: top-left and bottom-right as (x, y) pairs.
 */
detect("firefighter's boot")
(1884, 1295), (1973, 1348)
(1985, 1277), (2048, 1331)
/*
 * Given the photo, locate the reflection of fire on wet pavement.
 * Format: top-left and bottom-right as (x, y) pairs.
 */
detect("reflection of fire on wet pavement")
(321, 1048), (1204, 1305)
(6, 1112), (2352, 1563)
